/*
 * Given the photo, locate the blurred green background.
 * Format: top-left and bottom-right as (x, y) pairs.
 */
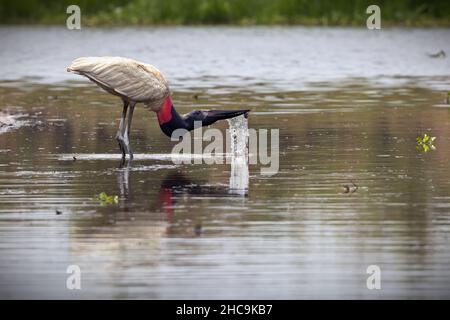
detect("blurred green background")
(0, 0), (449, 26)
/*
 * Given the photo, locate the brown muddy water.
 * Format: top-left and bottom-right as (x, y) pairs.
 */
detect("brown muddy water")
(0, 26), (450, 299)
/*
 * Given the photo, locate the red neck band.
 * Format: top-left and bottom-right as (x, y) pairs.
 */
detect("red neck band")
(157, 96), (173, 125)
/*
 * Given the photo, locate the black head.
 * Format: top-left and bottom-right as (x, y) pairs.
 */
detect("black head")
(157, 96), (250, 138)
(183, 109), (250, 131)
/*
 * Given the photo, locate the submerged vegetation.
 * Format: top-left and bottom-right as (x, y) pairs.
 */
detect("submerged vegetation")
(98, 192), (119, 206)
(416, 133), (436, 153)
(0, 0), (449, 26)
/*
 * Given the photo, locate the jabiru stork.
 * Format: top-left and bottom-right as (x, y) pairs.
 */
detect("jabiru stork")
(67, 57), (249, 161)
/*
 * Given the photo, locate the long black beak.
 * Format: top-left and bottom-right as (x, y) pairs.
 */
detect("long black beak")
(204, 109), (250, 125)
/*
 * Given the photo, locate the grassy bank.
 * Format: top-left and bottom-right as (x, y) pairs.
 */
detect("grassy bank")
(1, 0), (449, 26)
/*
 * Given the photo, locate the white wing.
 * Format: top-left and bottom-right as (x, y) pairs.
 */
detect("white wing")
(67, 57), (170, 109)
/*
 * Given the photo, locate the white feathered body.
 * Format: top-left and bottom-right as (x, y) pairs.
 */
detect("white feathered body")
(67, 57), (170, 111)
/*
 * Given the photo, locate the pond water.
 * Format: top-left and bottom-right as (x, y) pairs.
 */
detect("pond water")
(0, 26), (450, 299)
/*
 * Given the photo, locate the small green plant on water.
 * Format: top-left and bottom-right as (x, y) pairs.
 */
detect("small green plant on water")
(98, 192), (119, 206)
(416, 133), (436, 153)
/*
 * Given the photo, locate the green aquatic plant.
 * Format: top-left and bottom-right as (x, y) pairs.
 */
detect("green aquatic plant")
(98, 192), (119, 206)
(416, 133), (436, 153)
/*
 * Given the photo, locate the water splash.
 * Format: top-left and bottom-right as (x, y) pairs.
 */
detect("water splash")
(228, 114), (249, 157)
(0, 112), (31, 135)
(227, 114), (249, 195)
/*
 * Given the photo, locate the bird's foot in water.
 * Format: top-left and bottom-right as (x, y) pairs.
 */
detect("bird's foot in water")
(116, 133), (134, 166)
(122, 135), (133, 160)
(116, 133), (128, 159)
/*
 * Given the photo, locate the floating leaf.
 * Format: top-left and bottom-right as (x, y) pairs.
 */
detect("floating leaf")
(416, 133), (436, 153)
(97, 192), (119, 205)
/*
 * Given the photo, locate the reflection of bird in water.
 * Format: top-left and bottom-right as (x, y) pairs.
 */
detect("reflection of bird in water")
(117, 164), (130, 199)
(159, 171), (242, 237)
(116, 168), (247, 220)
(67, 57), (249, 163)
(159, 171), (241, 219)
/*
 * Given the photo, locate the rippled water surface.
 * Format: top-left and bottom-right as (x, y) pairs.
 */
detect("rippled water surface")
(1, 26), (450, 299)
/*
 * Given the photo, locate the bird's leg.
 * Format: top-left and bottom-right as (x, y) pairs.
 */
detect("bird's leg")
(116, 100), (129, 161)
(124, 102), (136, 160)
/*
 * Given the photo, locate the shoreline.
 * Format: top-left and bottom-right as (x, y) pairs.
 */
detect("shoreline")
(2, 0), (449, 28)
(1, 20), (450, 28)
